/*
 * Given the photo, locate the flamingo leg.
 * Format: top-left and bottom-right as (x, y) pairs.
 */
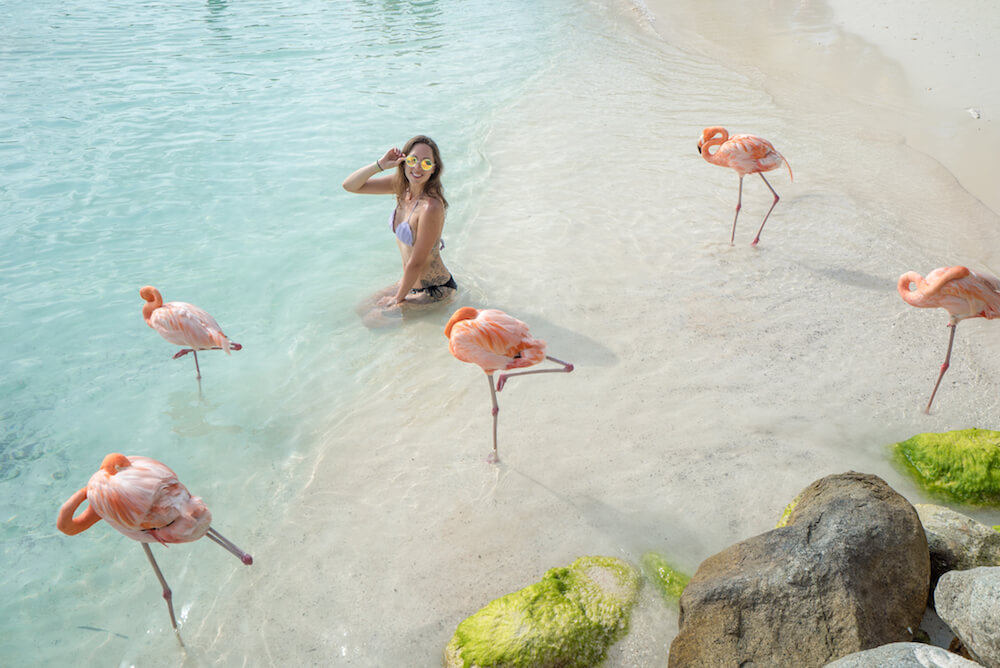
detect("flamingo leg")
(496, 356), (574, 392)
(205, 527), (254, 565)
(731, 175), (745, 246)
(171, 348), (202, 380)
(487, 374), (500, 463)
(141, 543), (184, 646)
(172, 345), (240, 380)
(924, 321), (958, 414)
(751, 172), (780, 246)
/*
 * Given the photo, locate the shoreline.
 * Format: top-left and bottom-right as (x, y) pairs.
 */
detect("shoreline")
(638, 0), (1000, 216)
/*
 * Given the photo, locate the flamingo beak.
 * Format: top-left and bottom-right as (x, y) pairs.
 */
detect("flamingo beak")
(697, 141), (703, 155)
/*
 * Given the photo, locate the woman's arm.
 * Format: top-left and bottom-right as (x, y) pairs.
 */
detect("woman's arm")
(342, 147), (405, 194)
(391, 199), (445, 304)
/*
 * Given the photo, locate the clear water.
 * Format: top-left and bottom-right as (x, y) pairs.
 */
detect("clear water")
(4, 0), (1000, 665)
(1, 0), (569, 662)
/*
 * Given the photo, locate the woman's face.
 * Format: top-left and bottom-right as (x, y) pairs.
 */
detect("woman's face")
(404, 142), (436, 186)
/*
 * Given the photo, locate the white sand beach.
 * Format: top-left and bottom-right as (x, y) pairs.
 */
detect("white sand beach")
(59, 0), (1000, 665)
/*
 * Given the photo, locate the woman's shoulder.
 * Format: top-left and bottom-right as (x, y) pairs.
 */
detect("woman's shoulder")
(421, 195), (445, 216)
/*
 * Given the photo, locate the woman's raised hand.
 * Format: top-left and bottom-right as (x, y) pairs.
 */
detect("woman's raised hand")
(379, 147), (405, 170)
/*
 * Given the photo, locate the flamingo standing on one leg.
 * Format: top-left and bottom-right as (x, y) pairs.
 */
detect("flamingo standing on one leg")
(445, 307), (574, 463)
(898, 266), (1000, 413)
(140, 286), (242, 380)
(57, 453), (253, 644)
(697, 127), (793, 246)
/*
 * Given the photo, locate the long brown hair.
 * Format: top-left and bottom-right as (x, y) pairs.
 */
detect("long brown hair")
(393, 135), (448, 209)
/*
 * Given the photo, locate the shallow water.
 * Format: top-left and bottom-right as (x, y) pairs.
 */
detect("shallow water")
(4, 0), (1000, 665)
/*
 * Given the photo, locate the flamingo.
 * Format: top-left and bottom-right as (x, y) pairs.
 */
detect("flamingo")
(898, 266), (1000, 413)
(697, 127), (793, 246)
(57, 453), (252, 643)
(140, 286), (242, 380)
(445, 307), (574, 463)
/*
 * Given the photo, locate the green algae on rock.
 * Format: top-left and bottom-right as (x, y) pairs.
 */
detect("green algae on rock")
(776, 492), (803, 528)
(892, 428), (1000, 506)
(641, 553), (690, 609)
(443, 556), (639, 668)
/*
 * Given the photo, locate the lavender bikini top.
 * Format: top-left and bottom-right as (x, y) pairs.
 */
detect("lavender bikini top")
(390, 199), (444, 249)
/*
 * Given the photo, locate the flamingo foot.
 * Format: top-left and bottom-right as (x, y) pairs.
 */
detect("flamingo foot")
(486, 450), (499, 464)
(173, 349), (193, 360)
(230, 342), (243, 351)
(496, 375), (509, 392)
(751, 237), (760, 247)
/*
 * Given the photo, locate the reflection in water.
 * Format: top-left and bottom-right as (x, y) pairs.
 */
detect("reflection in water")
(352, 0), (445, 58)
(205, 0), (231, 40)
(166, 389), (243, 439)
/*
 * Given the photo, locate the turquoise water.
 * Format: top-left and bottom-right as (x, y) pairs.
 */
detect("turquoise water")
(1, 0), (572, 662)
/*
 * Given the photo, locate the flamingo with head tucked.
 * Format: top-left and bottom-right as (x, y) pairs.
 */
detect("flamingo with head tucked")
(445, 307), (574, 463)
(140, 286), (242, 380)
(57, 453), (252, 643)
(697, 127), (793, 246)
(898, 266), (1000, 413)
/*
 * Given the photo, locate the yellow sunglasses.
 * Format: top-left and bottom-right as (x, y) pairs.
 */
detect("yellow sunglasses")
(405, 155), (435, 170)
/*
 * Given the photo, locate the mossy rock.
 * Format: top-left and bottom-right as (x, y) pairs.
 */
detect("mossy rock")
(640, 553), (690, 609)
(891, 428), (1000, 506)
(444, 556), (639, 668)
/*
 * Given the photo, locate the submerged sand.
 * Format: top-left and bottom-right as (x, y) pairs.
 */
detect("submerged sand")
(88, 0), (1000, 665)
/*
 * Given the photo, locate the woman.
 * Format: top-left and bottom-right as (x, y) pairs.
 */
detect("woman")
(343, 135), (456, 326)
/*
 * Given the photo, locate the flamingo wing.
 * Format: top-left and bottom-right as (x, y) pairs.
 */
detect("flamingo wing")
(449, 309), (546, 372)
(149, 301), (230, 352)
(952, 269), (1000, 320)
(721, 135), (785, 175)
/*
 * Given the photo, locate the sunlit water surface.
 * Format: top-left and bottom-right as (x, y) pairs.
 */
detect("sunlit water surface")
(3, 0), (999, 665)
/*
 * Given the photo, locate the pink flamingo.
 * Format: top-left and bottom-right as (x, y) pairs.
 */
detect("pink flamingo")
(445, 307), (574, 463)
(898, 266), (1000, 413)
(57, 453), (252, 643)
(697, 127), (793, 246)
(140, 286), (242, 380)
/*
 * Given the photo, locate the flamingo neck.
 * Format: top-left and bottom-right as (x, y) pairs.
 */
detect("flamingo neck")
(445, 307), (480, 338)
(139, 286), (163, 324)
(699, 127), (729, 162)
(56, 487), (102, 535)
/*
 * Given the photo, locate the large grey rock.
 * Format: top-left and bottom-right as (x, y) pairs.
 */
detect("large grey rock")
(824, 641), (982, 667)
(669, 472), (930, 668)
(935, 567), (1000, 668)
(916, 504), (1000, 592)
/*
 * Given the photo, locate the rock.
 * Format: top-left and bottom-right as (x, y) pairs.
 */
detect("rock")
(892, 428), (1000, 506)
(641, 552), (690, 609)
(935, 567), (1000, 668)
(669, 472), (929, 668)
(823, 641), (982, 667)
(916, 504), (1000, 591)
(444, 556), (639, 668)
(823, 641), (983, 667)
